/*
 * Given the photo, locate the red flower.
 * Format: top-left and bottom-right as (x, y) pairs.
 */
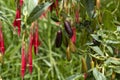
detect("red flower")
(19, 0), (23, 7)
(0, 27), (5, 54)
(71, 27), (76, 44)
(33, 25), (40, 55)
(75, 9), (80, 23)
(84, 73), (88, 80)
(13, 8), (21, 36)
(21, 42), (27, 79)
(28, 32), (33, 74)
(54, 0), (58, 16)
(49, 0), (58, 15)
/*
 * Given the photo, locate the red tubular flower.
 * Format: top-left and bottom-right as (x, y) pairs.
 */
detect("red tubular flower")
(33, 24), (41, 55)
(71, 27), (76, 44)
(21, 42), (26, 79)
(28, 32), (33, 74)
(19, 0), (23, 7)
(13, 8), (21, 36)
(84, 73), (88, 80)
(54, 0), (58, 16)
(49, 3), (54, 12)
(49, 0), (58, 15)
(55, 0), (58, 8)
(0, 27), (5, 54)
(75, 9), (80, 23)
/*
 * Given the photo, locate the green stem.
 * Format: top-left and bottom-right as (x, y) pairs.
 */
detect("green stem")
(48, 12), (54, 78)
(34, 62), (40, 80)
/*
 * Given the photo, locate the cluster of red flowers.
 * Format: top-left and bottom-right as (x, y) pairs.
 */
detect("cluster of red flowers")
(12, 0), (41, 79)
(12, 0), (77, 79)
(0, 25), (5, 55)
(21, 23), (41, 79)
(13, 0), (23, 36)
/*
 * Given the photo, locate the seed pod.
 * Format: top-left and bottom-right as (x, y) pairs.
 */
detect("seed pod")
(64, 21), (73, 38)
(112, 72), (116, 80)
(69, 40), (76, 52)
(96, 0), (100, 9)
(90, 60), (94, 69)
(0, 53), (3, 63)
(66, 46), (71, 61)
(81, 57), (88, 73)
(55, 30), (62, 48)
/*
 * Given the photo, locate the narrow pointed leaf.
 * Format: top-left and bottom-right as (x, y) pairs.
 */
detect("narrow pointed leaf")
(27, 2), (52, 24)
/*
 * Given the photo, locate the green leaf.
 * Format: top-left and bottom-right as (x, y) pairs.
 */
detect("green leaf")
(113, 66), (120, 74)
(93, 68), (106, 80)
(66, 74), (84, 80)
(104, 58), (120, 65)
(102, 10), (116, 31)
(90, 46), (104, 56)
(28, 0), (38, 13)
(91, 34), (101, 41)
(27, 2), (52, 24)
(106, 40), (120, 44)
(117, 26), (120, 31)
(106, 46), (113, 55)
(85, 0), (94, 18)
(5, 43), (21, 57)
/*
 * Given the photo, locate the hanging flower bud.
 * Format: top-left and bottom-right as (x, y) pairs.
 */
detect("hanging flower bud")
(55, 30), (62, 48)
(21, 42), (26, 79)
(0, 27), (5, 55)
(64, 21), (73, 38)
(71, 27), (76, 44)
(33, 25), (41, 55)
(13, 8), (21, 36)
(28, 32), (33, 74)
